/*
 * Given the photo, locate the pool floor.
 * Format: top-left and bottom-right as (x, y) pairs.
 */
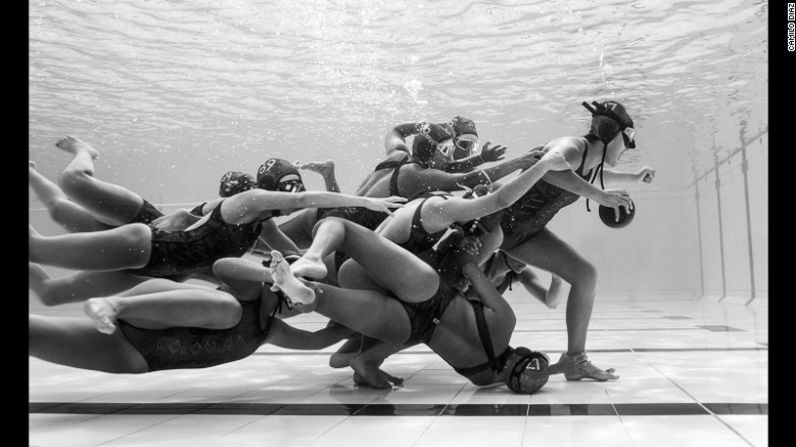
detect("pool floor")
(29, 288), (768, 447)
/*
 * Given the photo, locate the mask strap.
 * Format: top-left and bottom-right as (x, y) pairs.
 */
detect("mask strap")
(471, 300), (498, 368)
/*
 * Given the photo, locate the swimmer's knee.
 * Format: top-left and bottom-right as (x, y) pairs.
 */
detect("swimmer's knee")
(214, 304), (242, 329)
(204, 290), (242, 328)
(48, 199), (86, 228)
(36, 286), (62, 307)
(311, 216), (346, 238)
(47, 200), (69, 223)
(115, 224), (152, 263)
(574, 260), (597, 287)
(124, 223), (152, 241)
(58, 168), (93, 194)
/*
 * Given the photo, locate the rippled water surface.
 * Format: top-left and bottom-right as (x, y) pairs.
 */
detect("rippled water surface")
(29, 0), (767, 204)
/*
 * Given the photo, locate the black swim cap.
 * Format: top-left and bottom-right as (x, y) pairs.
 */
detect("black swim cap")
(435, 246), (476, 291)
(583, 100), (636, 148)
(412, 123), (455, 163)
(447, 116), (478, 137)
(218, 171), (255, 197)
(256, 158), (306, 192)
(420, 121), (455, 142)
(503, 347), (550, 394)
(589, 115), (622, 146)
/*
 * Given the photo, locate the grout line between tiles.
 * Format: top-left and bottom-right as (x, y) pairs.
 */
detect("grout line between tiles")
(92, 413), (186, 447)
(632, 348), (757, 447)
(606, 387), (638, 447)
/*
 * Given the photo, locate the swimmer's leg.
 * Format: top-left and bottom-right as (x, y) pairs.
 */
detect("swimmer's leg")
(29, 223), (152, 271)
(299, 160), (340, 193)
(326, 257), (391, 367)
(84, 279), (241, 334)
(503, 250), (565, 309)
(270, 251), (318, 305)
(350, 340), (407, 389)
(483, 250), (562, 309)
(29, 161), (111, 233)
(29, 264), (147, 306)
(56, 136), (148, 226)
(505, 228), (617, 381)
(475, 226), (504, 266)
(276, 208), (317, 250)
(544, 273), (565, 309)
(297, 217), (438, 303)
(258, 219), (303, 257)
(29, 314), (148, 373)
(319, 253), (339, 286)
(511, 267), (562, 309)
(337, 258), (387, 293)
(312, 281), (412, 346)
(271, 249), (413, 345)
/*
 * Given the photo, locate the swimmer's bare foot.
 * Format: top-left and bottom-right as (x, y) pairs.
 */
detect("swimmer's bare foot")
(84, 298), (119, 335)
(28, 263), (51, 303)
(545, 275), (564, 309)
(551, 352), (619, 381)
(28, 262), (49, 285)
(269, 250), (317, 305)
(29, 226), (42, 261)
(55, 136), (100, 159)
(350, 356), (404, 389)
(329, 334), (384, 368)
(290, 254), (328, 280)
(329, 333), (364, 368)
(299, 160), (335, 177)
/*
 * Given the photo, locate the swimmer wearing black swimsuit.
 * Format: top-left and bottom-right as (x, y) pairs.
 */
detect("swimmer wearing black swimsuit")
(397, 279), (458, 345)
(128, 200), (275, 278)
(128, 200), (165, 225)
(117, 287), (284, 371)
(500, 139), (593, 249)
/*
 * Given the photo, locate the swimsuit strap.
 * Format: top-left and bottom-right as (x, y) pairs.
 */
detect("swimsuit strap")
(471, 300), (497, 366)
(577, 138), (604, 212)
(499, 251), (522, 291)
(374, 152), (408, 172)
(451, 300), (509, 377)
(269, 288), (293, 316)
(575, 138), (590, 177)
(262, 289), (291, 338)
(499, 251), (523, 274)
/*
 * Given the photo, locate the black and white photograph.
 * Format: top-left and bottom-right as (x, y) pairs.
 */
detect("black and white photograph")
(28, 0), (770, 445)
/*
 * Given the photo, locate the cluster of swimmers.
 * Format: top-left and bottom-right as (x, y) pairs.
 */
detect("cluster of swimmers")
(29, 100), (655, 393)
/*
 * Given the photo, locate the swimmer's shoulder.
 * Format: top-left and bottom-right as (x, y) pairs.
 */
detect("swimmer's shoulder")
(545, 136), (586, 152)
